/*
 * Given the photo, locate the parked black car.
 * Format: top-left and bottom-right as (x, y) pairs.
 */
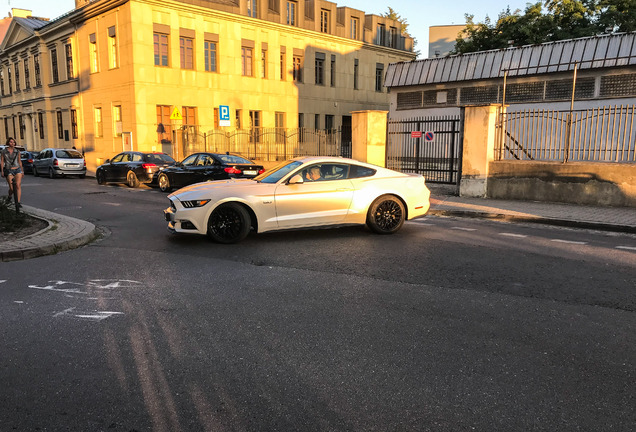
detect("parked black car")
(154, 152), (265, 192)
(20, 151), (39, 174)
(96, 151), (176, 187)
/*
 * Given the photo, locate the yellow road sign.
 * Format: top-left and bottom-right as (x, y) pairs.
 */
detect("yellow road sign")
(170, 107), (182, 121)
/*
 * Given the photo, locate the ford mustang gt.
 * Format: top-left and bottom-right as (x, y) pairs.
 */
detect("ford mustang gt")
(163, 156), (430, 243)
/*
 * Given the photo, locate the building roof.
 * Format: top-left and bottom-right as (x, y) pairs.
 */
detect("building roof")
(386, 31), (636, 88)
(12, 17), (48, 34)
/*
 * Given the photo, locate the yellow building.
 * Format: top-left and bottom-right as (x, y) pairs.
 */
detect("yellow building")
(0, 0), (415, 172)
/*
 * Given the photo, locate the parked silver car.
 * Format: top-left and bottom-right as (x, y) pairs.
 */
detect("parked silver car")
(33, 148), (86, 178)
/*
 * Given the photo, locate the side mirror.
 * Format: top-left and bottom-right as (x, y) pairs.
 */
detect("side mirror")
(288, 174), (304, 185)
(105, 159), (111, 164)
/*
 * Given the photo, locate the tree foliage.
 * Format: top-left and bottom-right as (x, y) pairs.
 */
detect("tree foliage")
(382, 7), (419, 54)
(453, 0), (636, 54)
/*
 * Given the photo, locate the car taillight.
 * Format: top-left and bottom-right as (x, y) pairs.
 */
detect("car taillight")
(142, 163), (157, 171)
(27, 159), (33, 163)
(54, 159), (59, 166)
(83, 160), (86, 167)
(258, 169), (265, 174)
(224, 167), (242, 175)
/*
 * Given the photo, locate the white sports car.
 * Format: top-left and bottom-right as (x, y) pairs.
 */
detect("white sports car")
(163, 156), (430, 243)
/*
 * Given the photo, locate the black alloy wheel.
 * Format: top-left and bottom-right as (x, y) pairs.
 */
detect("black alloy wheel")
(158, 173), (171, 192)
(366, 195), (405, 234)
(207, 203), (251, 244)
(127, 171), (140, 188)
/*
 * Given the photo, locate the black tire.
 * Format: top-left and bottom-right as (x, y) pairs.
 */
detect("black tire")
(126, 171), (140, 188)
(96, 170), (105, 185)
(33, 166), (39, 177)
(158, 173), (171, 192)
(207, 203), (251, 244)
(366, 195), (406, 234)
(79, 174), (86, 179)
(48, 167), (56, 179)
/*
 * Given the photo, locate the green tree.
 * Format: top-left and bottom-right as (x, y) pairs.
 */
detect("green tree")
(597, 0), (636, 32)
(382, 7), (419, 55)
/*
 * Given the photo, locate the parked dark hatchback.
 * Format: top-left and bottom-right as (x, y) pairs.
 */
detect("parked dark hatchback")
(96, 151), (176, 187)
(21, 151), (39, 174)
(154, 152), (265, 192)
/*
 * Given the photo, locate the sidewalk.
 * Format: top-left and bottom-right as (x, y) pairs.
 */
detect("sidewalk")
(0, 205), (100, 262)
(1, 189), (635, 261)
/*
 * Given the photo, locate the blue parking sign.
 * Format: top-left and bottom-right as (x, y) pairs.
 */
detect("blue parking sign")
(219, 105), (230, 126)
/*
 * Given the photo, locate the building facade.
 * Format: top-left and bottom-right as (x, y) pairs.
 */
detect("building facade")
(0, 0), (415, 171)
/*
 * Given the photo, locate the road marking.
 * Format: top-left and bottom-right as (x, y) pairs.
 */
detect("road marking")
(551, 239), (587, 245)
(54, 307), (76, 317)
(53, 307), (124, 321)
(499, 233), (528, 238)
(0, 280), (6, 284)
(616, 246), (636, 251)
(451, 227), (477, 231)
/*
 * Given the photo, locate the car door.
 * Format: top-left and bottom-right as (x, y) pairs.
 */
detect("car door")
(35, 149), (52, 172)
(274, 163), (354, 228)
(170, 154), (199, 188)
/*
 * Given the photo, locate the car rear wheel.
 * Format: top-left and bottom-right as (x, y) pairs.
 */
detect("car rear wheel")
(158, 173), (171, 192)
(126, 171), (140, 188)
(366, 195), (405, 234)
(48, 168), (56, 179)
(207, 203), (251, 244)
(33, 166), (39, 177)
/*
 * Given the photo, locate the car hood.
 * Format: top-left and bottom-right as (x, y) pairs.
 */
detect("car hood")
(168, 178), (259, 198)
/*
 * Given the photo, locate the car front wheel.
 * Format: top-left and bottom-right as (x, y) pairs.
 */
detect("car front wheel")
(207, 203), (251, 244)
(126, 171), (140, 188)
(158, 173), (171, 192)
(96, 171), (105, 184)
(366, 195), (405, 234)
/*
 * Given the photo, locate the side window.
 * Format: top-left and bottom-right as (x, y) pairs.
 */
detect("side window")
(201, 155), (215, 165)
(124, 153), (133, 162)
(132, 153), (143, 162)
(321, 164), (349, 180)
(348, 165), (376, 179)
(182, 154), (198, 166)
(111, 153), (124, 163)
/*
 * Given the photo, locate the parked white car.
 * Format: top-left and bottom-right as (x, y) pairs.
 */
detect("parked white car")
(164, 156), (430, 243)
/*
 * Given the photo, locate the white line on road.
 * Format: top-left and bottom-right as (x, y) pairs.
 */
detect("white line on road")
(499, 233), (528, 238)
(616, 246), (636, 251)
(0, 280), (6, 284)
(451, 227), (477, 231)
(551, 239), (587, 245)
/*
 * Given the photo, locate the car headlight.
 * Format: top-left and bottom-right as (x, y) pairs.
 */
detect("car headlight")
(180, 199), (210, 208)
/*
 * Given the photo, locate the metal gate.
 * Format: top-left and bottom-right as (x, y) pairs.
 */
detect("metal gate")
(386, 115), (462, 184)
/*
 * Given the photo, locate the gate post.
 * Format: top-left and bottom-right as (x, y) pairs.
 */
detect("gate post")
(459, 104), (500, 197)
(351, 110), (388, 167)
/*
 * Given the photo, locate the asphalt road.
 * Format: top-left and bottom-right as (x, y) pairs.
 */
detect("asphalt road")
(1, 175), (635, 431)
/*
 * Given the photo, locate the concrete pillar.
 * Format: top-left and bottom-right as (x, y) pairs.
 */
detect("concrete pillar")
(459, 104), (501, 197)
(351, 110), (387, 167)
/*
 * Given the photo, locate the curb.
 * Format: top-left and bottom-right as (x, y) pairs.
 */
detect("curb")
(428, 209), (636, 234)
(0, 206), (101, 262)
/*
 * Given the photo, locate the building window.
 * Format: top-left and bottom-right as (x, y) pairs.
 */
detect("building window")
(249, 110), (261, 142)
(153, 33), (169, 67)
(235, 109), (241, 129)
(108, 27), (118, 68)
(315, 53), (324, 85)
(376, 23), (386, 46)
(183, 106), (196, 126)
(57, 111), (64, 139)
(113, 105), (122, 137)
(275, 111), (285, 129)
(204, 40), (217, 72)
(247, 0), (258, 18)
(320, 9), (330, 33)
(156, 105), (172, 141)
(389, 26), (398, 48)
(298, 113), (304, 128)
(180, 37), (194, 69)
(89, 34), (98, 73)
(38, 112), (44, 139)
(0, 68), (4, 96)
(354, 59), (359, 90)
(94, 107), (103, 138)
(71, 109), (78, 139)
(18, 115), (24, 139)
(280, 47), (285, 80)
(350, 17), (359, 39)
(65, 43), (74, 79)
(261, 48), (267, 78)
(375, 63), (384, 92)
(14, 63), (20, 91)
(242, 47), (253, 76)
(314, 114), (320, 129)
(4, 117), (8, 139)
(34, 54), (41, 87)
(325, 114), (334, 130)
(286, 1), (297, 26)
(330, 55), (335, 87)
(7, 66), (12, 94)
(23, 59), (30, 90)
(293, 55), (302, 82)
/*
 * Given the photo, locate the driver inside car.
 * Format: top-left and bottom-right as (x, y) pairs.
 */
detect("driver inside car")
(304, 166), (323, 181)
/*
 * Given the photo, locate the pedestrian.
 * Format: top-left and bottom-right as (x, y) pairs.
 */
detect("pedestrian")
(1, 137), (23, 208)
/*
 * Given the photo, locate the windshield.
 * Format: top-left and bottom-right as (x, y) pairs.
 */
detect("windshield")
(217, 154), (252, 164)
(253, 160), (303, 184)
(56, 150), (83, 159)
